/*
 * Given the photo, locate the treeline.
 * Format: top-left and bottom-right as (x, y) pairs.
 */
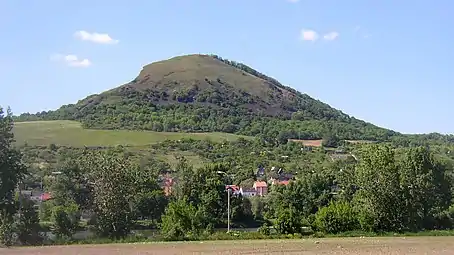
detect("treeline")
(15, 94), (395, 142)
(21, 143), (454, 243)
(3, 109), (454, 245)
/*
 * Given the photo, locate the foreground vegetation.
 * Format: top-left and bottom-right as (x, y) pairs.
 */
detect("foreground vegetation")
(3, 106), (454, 247)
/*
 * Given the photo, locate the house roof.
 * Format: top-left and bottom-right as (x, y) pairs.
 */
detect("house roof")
(40, 193), (52, 201)
(278, 180), (290, 186)
(226, 185), (240, 192)
(254, 181), (268, 188)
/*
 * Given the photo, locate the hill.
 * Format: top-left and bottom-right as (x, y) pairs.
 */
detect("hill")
(15, 54), (448, 144)
(12, 120), (248, 147)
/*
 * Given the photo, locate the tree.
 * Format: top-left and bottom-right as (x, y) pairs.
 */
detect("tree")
(173, 161), (231, 228)
(133, 190), (167, 221)
(399, 146), (452, 230)
(79, 150), (135, 239)
(14, 197), (41, 245)
(354, 144), (404, 232)
(50, 203), (79, 239)
(322, 133), (340, 148)
(50, 158), (92, 210)
(274, 206), (303, 234)
(160, 199), (203, 241)
(314, 201), (358, 234)
(0, 107), (26, 246)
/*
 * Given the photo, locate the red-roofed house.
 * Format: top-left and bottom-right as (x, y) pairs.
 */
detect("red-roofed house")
(253, 181), (268, 196)
(270, 178), (291, 186)
(225, 185), (241, 195)
(40, 193), (52, 201)
(163, 177), (174, 196)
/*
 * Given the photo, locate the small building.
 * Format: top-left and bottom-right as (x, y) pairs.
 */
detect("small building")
(163, 177), (174, 196)
(253, 181), (268, 196)
(225, 185), (241, 195)
(240, 187), (257, 197)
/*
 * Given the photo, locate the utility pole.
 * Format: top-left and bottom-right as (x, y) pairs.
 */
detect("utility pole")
(227, 188), (231, 233)
(217, 170), (234, 233)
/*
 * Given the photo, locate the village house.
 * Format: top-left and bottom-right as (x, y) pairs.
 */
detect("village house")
(239, 187), (257, 197)
(225, 185), (241, 195)
(253, 181), (268, 196)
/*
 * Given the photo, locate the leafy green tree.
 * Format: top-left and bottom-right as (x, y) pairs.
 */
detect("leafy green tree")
(173, 161), (231, 228)
(14, 197), (41, 245)
(322, 133), (340, 148)
(274, 206), (303, 234)
(50, 158), (92, 210)
(0, 107), (26, 246)
(160, 199), (203, 241)
(314, 201), (358, 234)
(354, 144), (404, 232)
(80, 150), (135, 239)
(133, 190), (167, 221)
(50, 203), (79, 239)
(399, 146), (452, 230)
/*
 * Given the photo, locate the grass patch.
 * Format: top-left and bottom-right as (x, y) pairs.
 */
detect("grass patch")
(13, 120), (250, 147)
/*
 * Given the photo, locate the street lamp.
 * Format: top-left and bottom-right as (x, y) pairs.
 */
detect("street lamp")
(217, 171), (233, 233)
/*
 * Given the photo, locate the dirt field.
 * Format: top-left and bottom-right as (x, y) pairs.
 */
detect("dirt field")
(288, 139), (323, 147)
(4, 237), (454, 255)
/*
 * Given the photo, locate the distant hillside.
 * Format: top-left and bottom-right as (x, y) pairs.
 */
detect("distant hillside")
(16, 54), (401, 142)
(13, 120), (249, 147)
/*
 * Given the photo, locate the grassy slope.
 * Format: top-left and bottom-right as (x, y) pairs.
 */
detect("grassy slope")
(13, 120), (250, 147)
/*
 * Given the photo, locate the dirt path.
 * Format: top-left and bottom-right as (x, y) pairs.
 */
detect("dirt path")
(3, 236), (454, 255)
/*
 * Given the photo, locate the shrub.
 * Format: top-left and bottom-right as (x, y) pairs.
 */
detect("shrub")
(50, 204), (79, 238)
(314, 201), (358, 234)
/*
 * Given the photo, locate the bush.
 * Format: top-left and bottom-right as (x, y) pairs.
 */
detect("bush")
(15, 198), (42, 245)
(274, 207), (303, 234)
(50, 204), (79, 238)
(314, 201), (358, 234)
(258, 225), (271, 236)
(160, 199), (203, 241)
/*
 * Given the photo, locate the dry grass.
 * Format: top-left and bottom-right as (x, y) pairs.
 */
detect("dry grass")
(12, 120), (250, 147)
(6, 237), (454, 255)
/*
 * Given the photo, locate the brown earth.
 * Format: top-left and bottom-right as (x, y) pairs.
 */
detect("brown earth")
(288, 139), (323, 147)
(4, 237), (454, 255)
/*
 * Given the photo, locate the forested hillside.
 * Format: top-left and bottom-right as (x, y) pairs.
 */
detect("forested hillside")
(17, 54), (399, 142)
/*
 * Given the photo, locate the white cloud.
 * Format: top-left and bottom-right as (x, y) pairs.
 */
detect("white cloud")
(300, 29), (318, 41)
(74, 30), (119, 44)
(50, 54), (92, 68)
(323, 32), (339, 41)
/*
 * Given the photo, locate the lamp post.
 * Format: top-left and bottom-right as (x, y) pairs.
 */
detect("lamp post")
(227, 187), (231, 232)
(217, 171), (233, 233)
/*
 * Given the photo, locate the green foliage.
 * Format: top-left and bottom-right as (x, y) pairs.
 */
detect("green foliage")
(16, 54), (402, 143)
(314, 201), (358, 234)
(14, 197), (42, 245)
(322, 133), (341, 148)
(0, 107), (26, 246)
(160, 199), (204, 241)
(274, 207), (304, 234)
(353, 144), (405, 232)
(399, 146), (452, 230)
(132, 190), (168, 221)
(80, 150), (135, 239)
(50, 203), (79, 238)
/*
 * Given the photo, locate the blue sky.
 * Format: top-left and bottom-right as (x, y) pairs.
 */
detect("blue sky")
(0, 0), (452, 134)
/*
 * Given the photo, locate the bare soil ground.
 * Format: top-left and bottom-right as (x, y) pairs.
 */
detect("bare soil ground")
(288, 139), (323, 147)
(4, 237), (454, 255)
